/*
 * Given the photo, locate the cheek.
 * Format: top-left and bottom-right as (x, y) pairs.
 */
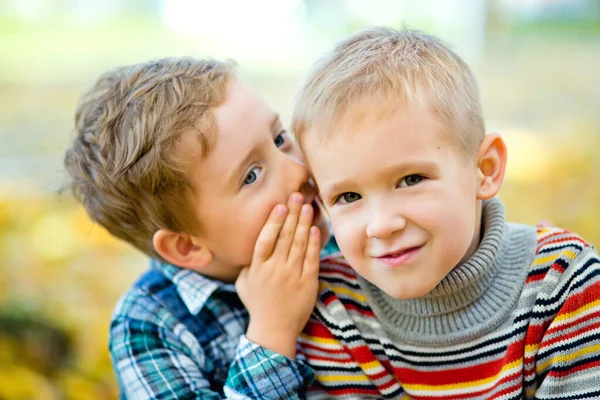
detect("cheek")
(422, 196), (477, 259)
(330, 212), (362, 256)
(213, 197), (275, 263)
(246, 199), (277, 241)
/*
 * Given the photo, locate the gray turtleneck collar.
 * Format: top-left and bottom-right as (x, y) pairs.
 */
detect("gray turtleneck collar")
(358, 197), (538, 346)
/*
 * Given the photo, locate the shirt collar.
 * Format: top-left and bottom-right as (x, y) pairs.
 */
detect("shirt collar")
(150, 259), (236, 315)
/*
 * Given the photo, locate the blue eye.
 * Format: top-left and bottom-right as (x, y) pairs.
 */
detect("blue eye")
(399, 174), (424, 187)
(336, 192), (361, 204)
(274, 132), (287, 148)
(243, 167), (262, 185)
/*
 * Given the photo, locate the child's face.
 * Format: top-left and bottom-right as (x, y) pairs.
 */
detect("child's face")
(304, 101), (485, 299)
(186, 78), (329, 282)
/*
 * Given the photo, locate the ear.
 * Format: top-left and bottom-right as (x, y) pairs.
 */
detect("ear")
(476, 132), (507, 200)
(153, 228), (213, 271)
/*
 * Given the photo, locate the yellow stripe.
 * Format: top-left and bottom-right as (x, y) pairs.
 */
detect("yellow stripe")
(326, 284), (367, 302)
(532, 249), (577, 266)
(319, 374), (370, 383)
(536, 343), (600, 373)
(525, 343), (539, 354)
(299, 333), (340, 345)
(552, 298), (600, 323)
(403, 358), (522, 392)
(360, 360), (381, 371)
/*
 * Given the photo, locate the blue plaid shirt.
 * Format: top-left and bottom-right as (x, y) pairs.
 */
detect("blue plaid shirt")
(109, 238), (339, 399)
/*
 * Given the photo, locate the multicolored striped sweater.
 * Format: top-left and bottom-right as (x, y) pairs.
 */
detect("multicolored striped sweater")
(299, 199), (600, 399)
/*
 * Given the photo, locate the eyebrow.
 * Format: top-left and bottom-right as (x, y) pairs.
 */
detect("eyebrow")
(323, 160), (440, 200)
(227, 113), (281, 189)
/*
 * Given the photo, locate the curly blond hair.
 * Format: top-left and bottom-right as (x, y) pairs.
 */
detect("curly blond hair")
(64, 57), (234, 258)
(292, 27), (485, 157)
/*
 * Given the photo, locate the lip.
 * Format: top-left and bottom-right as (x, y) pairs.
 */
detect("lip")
(375, 245), (423, 268)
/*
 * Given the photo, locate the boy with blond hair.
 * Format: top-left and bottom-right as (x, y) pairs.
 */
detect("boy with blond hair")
(290, 27), (600, 398)
(64, 57), (336, 399)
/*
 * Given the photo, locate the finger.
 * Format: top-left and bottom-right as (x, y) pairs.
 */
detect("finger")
(302, 226), (321, 280)
(272, 192), (304, 259)
(252, 204), (288, 264)
(287, 203), (313, 269)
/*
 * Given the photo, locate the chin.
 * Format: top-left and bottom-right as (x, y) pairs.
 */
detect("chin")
(385, 284), (433, 300)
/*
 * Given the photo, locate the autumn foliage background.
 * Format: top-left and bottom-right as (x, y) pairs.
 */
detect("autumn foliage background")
(1, 1), (599, 398)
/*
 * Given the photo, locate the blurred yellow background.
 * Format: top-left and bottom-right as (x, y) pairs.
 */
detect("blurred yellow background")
(1, 0), (599, 398)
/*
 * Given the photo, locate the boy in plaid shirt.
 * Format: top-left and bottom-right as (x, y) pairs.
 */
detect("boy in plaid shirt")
(64, 57), (335, 399)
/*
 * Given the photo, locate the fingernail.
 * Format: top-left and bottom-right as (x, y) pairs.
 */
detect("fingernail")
(310, 226), (319, 236)
(292, 192), (303, 204)
(276, 205), (287, 216)
(302, 204), (311, 214)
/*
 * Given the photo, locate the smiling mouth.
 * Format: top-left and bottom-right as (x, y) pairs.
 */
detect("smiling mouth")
(376, 245), (423, 267)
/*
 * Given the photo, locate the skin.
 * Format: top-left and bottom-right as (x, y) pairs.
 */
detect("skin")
(154, 77), (329, 357)
(304, 100), (507, 300)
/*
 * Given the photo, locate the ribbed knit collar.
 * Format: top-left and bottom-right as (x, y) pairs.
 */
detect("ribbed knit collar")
(358, 197), (537, 346)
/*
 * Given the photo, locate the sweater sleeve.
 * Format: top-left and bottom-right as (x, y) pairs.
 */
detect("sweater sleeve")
(533, 244), (600, 399)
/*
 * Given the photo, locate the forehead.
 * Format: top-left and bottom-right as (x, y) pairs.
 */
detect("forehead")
(303, 101), (462, 181)
(212, 78), (274, 133)
(183, 78), (279, 186)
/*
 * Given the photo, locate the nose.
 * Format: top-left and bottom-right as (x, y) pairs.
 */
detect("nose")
(280, 153), (311, 199)
(365, 200), (406, 239)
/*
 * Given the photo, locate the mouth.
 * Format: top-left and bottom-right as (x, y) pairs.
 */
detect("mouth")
(375, 245), (423, 267)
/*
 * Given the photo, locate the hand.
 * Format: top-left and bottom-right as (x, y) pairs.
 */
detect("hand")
(235, 192), (321, 359)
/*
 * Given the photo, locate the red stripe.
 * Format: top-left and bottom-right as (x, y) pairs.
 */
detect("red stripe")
(536, 234), (588, 252)
(408, 368), (522, 400)
(525, 272), (547, 284)
(547, 357), (600, 378)
(543, 317), (600, 349)
(393, 340), (524, 386)
(304, 320), (336, 339)
(343, 302), (375, 317)
(547, 281), (600, 318)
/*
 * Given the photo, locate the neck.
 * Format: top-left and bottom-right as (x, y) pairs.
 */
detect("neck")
(457, 199), (484, 266)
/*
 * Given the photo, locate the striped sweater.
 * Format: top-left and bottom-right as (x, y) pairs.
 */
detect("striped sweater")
(299, 200), (600, 399)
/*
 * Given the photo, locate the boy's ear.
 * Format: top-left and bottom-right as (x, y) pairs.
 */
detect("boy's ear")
(153, 229), (213, 272)
(476, 132), (507, 200)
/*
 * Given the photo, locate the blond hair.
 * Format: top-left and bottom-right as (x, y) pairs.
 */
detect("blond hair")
(64, 57), (234, 259)
(292, 27), (485, 156)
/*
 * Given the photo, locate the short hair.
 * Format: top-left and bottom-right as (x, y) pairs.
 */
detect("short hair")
(64, 57), (234, 259)
(292, 27), (485, 156)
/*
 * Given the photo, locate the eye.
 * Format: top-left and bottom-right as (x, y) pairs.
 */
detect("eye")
(335, 192), (362, 205)
(274, 131), (288, 148)
(243, 166), (262, 186)
(398, 174), (424, 187)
